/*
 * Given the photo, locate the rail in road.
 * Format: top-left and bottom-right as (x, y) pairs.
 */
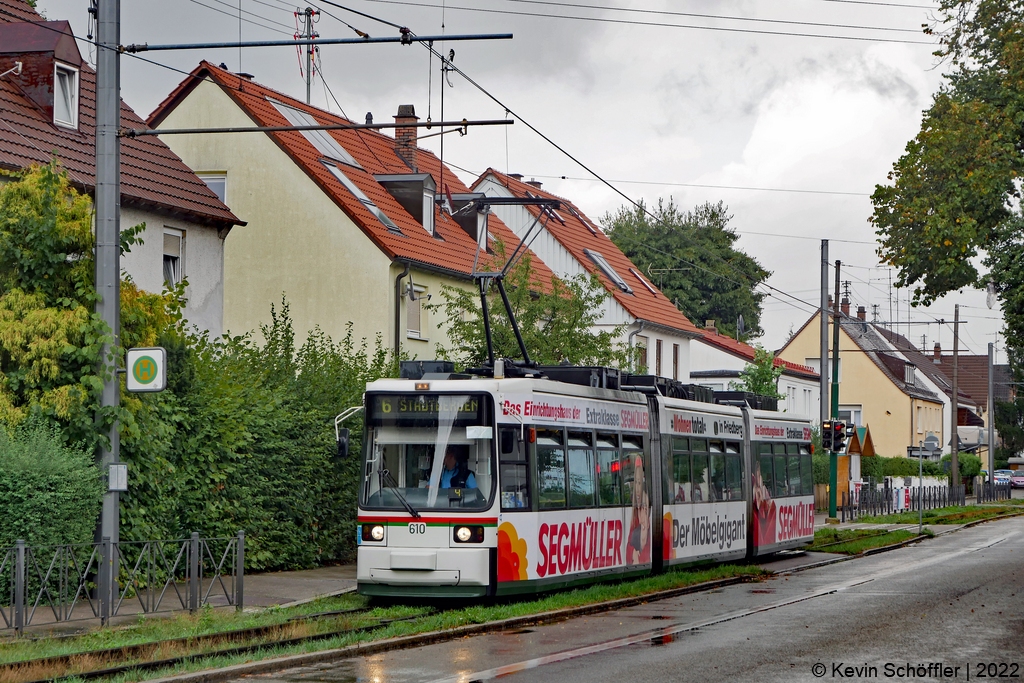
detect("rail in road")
(224, 516), (1022, 683)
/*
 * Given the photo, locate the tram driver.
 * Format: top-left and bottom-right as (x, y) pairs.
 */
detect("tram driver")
(440, 445), (477, 489)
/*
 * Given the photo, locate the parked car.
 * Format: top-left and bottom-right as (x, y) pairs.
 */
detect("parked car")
(993, 470), (1013, 485)
(1011, 472), (1024, 489)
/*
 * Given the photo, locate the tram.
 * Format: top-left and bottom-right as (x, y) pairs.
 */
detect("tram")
(351, 367), (815, 598)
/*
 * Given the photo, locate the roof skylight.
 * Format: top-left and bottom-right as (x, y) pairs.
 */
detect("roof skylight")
(629, 268), (659, 296)
(584, 249), (633, 294)
(271, 100), (361, 168)
(323, 162), (399, 232)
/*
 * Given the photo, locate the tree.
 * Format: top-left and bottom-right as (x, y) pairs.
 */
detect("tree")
(603, 199), (769, 339)
(870, 1), (1024, 357)
(429, 247), (627, 369)
(730, 347), (785, 398)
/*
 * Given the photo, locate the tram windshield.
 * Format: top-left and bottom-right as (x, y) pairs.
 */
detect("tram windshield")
(361, 393), (494, 511)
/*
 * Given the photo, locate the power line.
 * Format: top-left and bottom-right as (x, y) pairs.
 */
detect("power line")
(357, 0), (936, 44)
(502, 0), (924, 34)
(528, 173), (871, 197)
(818, 0), (937, 9)
(185, 0), (293, 34)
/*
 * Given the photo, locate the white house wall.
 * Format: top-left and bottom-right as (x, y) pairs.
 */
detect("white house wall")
(120, 206), (224, 337)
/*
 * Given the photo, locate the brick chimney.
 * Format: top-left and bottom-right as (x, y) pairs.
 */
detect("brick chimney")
(508, 173), (524, 181)
(526, 178), (543, 189)
(856, 305), (866, 321)
(394, 104), (418, 172)
(933, 342), (941, 364)
(705, 320), (717, 335)
(840, 296), (850, 316)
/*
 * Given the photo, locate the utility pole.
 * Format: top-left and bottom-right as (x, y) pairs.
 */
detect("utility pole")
(820, 240), (829, 429)
(829, 259), (841, 519)
(988, 342), (995, 481)
(951, 304), (960, 487)
(300, 7), (317, 104)
(95, 0), (121, 621)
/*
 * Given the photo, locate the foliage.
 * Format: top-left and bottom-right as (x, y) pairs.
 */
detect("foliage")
(940, 451), (982, 480)
(730, 347), (784, 398)
(994, 395), (1024, 462)
(0, 421), (102, 548)
(429, 246), (627, 369)
(603, 199), (769, 340)
(861, 455), (943, 481)
(869, 0), (1024, 359)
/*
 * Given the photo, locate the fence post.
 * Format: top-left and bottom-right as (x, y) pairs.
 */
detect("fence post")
(189, 532), (200, 613)
(235, 530), (244, 612)
(98, 537), (111, 626)
(14, 539), (24, 635)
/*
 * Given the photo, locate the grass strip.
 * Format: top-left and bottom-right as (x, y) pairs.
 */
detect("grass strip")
(856, 504), (1021, 525)
(808, 530), (919, 555)
(40, 564), (765, 683)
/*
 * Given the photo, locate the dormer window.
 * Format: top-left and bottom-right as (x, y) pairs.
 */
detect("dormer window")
(53, 63), (78, 128)
(904, 362), (916, 386)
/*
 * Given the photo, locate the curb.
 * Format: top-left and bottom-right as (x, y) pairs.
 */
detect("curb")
(144, 575), (753, 683)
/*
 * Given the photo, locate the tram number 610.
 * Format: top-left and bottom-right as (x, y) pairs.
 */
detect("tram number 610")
(408, 522), (427, 534)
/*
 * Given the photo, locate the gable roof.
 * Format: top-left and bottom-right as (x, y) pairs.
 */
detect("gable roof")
(935, 354), (1013, 409)
(472, 170), (702, 338)
(0, 2), (240, 227)
(147, 62), (557, 285)
(698, 328), (818, 379)
(874, 326), (975, 407)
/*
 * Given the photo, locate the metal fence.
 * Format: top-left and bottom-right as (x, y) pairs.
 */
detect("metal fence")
(975, 479), (1012, 503)
(840, 485), (966, 522)
(0, 531), (243, 634)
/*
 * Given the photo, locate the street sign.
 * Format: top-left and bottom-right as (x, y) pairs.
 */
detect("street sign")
(126, 347), (167, 392)
(108, 463), (128, 492)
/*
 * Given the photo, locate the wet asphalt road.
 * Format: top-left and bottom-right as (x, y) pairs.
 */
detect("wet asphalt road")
(240, 517), (1023, 683)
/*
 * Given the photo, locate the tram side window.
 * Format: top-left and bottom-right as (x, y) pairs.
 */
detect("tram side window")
(758, 444), (774, 498)
(787, 443), (802, 497)
(536, 429), (566, 510)
(568, 431), (596, 508)
(691, 438), (709, 502)
(709, 441), (725, 502)
(800, 445), (814, 496)
(671, 437), (691, 503)
(773, 443), (788, 498)
(620, 435), (645, 507)
(499, 427), (530, 511)
(596, 433), (621, 506)
(725, 446), (743, 499)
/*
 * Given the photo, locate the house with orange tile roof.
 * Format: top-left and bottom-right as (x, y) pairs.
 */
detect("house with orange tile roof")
(688, 321), (819, 416)
(473, 171), (703, 379)
(0, 3), (243, 335)
(147, 62), (557, 355)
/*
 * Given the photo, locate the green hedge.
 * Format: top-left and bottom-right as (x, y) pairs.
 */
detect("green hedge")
(0, 424), (102, 548)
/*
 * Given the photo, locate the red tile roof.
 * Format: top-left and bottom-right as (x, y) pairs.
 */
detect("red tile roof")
(472, 170), (702, 337)
(0, 2), (240, 227)
(147, 62), (556, 285)
(699, 328), (819, 378)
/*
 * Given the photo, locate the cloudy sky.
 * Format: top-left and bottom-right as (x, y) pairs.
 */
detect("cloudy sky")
(38, 0), (1007, 361)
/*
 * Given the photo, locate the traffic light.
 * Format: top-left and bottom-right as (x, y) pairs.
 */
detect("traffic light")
(822, 421), (833, 450)
(832, 421), (847, 452)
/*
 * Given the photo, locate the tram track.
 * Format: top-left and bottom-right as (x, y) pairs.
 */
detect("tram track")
(0, 607), (430, 683)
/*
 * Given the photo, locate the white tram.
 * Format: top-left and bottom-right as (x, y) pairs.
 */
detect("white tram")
(355, 374), (814, 598)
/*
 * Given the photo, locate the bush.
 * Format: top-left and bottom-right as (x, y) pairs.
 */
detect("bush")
(860, 455), (942, 481)
(0, 423), (102, 548)
(939, 452), (982, 481)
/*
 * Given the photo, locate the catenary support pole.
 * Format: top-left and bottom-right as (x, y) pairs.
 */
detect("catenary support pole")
(820, 240), (829, 429)
(951, 304), (960, 487)
(95, 0), (121, 561)
(829, 259), (841, 519)
(302, 7), (314, 104)
(988, 342), (995, 481)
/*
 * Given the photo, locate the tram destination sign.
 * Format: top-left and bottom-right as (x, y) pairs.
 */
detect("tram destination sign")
(370, 394), (481, 422)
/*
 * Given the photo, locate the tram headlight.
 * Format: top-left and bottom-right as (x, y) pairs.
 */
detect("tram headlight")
(453, 525), (484, 543)
(362, 524), (386, 542)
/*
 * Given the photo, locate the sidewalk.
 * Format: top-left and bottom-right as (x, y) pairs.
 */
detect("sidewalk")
(243, 564), (356, 608)
(814, 511), (965, 536)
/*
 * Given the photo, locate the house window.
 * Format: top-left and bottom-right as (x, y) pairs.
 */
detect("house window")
(837, 404), (862, 427)
(655, 339), (663, 377)
(198, 173), (227, 203)
(323, 162), (400, 232)
(636, 335), (648, 373)
(163, 230), (184, 287)
(270, 99), (361, 167)
(917, 405), (923, 434)
(904, 363), (916, 386)
(672, 343), (680, 380)
(583, 249), (633, 294)
(54, 64), (79, 128)
(407, 285), (426, 339)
